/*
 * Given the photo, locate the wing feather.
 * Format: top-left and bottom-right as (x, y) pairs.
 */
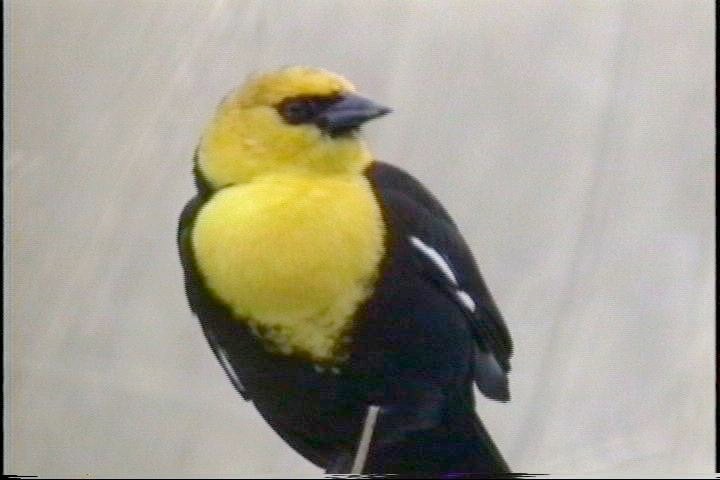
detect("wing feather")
(367, 161), (513, 400)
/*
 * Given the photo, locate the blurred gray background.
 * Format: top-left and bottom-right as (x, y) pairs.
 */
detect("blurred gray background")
(5, 0), (715, 477)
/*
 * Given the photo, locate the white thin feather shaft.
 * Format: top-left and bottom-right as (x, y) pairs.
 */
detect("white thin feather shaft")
(351, 405), (381, 474)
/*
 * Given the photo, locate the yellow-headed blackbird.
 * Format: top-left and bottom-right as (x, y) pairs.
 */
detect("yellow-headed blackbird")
(178, 66), (513, 475)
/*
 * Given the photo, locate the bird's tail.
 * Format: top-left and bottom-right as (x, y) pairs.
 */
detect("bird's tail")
(346, 388), (510, 477)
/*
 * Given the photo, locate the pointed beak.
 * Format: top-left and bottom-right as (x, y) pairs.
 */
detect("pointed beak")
(315, 94), (392, 136)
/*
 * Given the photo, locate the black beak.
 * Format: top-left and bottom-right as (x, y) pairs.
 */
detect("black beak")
(315, 94), (391, 136)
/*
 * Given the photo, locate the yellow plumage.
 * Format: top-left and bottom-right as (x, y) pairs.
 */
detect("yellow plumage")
(198, 67), (370, 188)
(234, 66), (356, 107)
(191, 67), (385, 362)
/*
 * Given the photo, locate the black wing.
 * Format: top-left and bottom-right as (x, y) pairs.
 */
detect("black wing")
(178, 194), (350, 468)
(178, 195), (250, 400)
(367, 161), (513, 401)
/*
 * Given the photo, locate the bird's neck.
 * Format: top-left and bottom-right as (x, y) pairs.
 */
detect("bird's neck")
(198, 124), (374, 188)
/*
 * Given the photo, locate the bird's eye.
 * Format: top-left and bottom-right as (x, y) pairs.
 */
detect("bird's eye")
(280, 99), (319, 124)
(277, 96), (341, 125)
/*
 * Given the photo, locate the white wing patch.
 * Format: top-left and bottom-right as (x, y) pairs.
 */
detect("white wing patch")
(456, 290), (476, 312)
(216, 345), (245, 392)
(409, 235), (476, 314)
(409, 236), (458, 286)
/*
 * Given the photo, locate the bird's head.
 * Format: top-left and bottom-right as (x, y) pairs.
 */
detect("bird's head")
(197, 66), (391, 189)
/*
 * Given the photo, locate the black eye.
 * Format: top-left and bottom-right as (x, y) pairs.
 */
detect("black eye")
(280, 99), (319, 124)
(277, 95), (341, 125)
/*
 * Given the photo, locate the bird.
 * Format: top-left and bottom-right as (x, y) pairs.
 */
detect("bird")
(178, 66), (513, 476)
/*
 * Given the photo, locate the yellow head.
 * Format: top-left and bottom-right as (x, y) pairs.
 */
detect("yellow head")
(197, 66), (391, 188)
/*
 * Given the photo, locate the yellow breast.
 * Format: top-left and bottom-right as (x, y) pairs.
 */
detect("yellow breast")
(191, 172), (385, 362)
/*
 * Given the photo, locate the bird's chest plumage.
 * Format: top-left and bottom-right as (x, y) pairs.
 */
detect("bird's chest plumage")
(191, 172), (385, 363)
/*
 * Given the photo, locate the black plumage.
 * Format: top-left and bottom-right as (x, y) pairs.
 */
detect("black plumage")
(178, 160), (513, 475)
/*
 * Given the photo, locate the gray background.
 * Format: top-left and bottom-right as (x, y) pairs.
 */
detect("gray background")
(6, 0), (715, 477)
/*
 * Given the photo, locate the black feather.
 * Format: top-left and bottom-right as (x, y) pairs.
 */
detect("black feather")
(366, 161), (513, 379)
(178, 159), (513, 474)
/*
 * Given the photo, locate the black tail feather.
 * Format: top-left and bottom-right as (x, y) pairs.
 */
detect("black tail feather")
(332, 388), (510, 476)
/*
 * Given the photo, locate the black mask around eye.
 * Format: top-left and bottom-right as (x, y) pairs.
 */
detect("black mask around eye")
(277, 94), (391, 136)
(278, 96), (339, 125)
